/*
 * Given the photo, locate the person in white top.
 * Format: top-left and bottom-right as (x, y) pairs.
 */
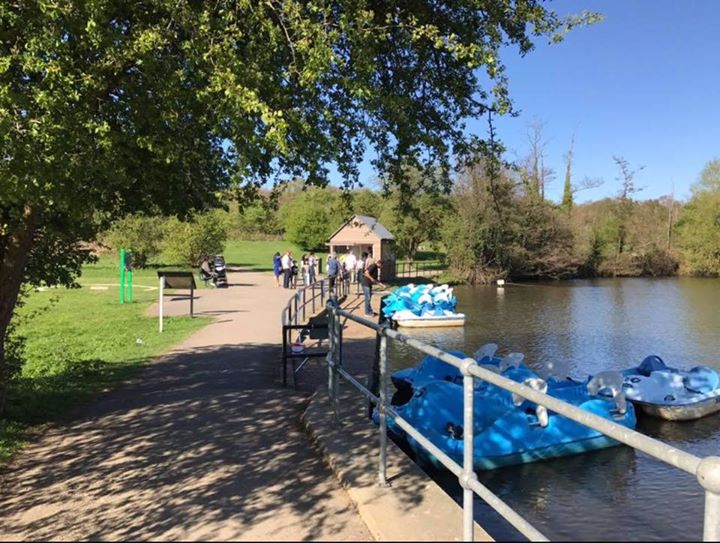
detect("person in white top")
(281, 251), (292, 288)
(355, 252), (366, 293)
(344, 250), (357, 283)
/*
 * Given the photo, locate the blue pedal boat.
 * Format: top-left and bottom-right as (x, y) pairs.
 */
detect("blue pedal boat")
(382, 344), (637, 471)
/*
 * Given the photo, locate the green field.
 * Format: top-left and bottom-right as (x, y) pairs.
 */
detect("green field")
(79, 239), (306, 285)
(223, 240), (306, 271)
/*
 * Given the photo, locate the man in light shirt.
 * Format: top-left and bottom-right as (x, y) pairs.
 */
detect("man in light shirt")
(281, 251), (292, 288)
(344, 250), (357, 283)
(355, 252), (366, 294)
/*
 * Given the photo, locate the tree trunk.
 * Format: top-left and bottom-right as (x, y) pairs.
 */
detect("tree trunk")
(0, 207), (37, 417)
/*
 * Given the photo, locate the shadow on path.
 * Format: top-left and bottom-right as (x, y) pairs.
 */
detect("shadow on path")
(0, 336), (375, 541)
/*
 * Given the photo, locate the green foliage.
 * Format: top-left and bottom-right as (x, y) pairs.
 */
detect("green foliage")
(163, 212), (228, 266)
(378, 167), (451, 260)
(281, 189), (344, 251)
(0, 0), (600, 413)
(676, 159), (720, 276)
(102, 215), (165, 268)
(692, 158), (720, 194)
(226, 199), (283, 240)
(351, 189), (385, 217)
(677, 191), (720, 276)
(442, 161), (518, 283)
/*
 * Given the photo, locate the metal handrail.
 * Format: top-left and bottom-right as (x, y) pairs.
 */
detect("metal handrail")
(395, 259), (447, 278)
(280, 274), (351, 327)
(324, 302), (720, 542)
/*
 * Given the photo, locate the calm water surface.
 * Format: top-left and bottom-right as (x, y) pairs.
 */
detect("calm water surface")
(386, 278), (720, 541)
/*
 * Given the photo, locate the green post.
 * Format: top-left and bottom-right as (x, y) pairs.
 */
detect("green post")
(119, 248), (126, 304)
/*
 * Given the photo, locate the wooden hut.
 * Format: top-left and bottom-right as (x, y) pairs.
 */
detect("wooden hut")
(327, 215), (396, 280)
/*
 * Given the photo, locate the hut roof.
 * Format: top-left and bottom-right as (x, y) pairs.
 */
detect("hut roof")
(328, 214), (394, 243)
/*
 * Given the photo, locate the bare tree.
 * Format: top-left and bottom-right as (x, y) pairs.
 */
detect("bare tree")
(523, 119), (555, 199)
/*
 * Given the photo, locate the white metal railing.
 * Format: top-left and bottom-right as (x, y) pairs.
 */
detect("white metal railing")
(280, 275), (350, 328)
(323, 300), (720, 542)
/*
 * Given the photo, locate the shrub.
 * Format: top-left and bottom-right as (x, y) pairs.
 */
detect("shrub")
(162, 211), (228, 266)
(281, 188), (344, 251)
(103, 214), (164, 268)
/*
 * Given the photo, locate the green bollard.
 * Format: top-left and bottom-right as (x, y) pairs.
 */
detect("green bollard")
(119, 248), (126, 304)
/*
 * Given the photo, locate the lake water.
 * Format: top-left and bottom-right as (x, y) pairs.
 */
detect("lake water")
(385, 278), (720, 541)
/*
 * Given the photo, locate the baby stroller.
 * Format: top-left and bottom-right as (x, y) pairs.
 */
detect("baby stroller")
(213, 255), (228, 288)
(199, 255), (228, 288)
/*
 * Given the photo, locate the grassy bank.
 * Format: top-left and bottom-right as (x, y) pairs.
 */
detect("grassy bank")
(223, 240), (305, 270)
(1, 285), (208, 462)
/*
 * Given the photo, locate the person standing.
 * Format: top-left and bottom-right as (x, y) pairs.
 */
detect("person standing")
(281, 250), (292, 288)
(302, 254), (310, 286)
(273, 252), (282, 287)
(355, 252), (367, 294)
(290, 253), (298, 288)
(308, 252), (317, 284)
(327, 253), (339, 293)
(344, 250), (357, 283)
(361, 259), (385, 316)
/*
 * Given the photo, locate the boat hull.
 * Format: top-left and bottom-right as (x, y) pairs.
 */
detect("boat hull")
(632, 397), (720, 421)
(394, 315), (466, 328)
(384, 379), (636, 471)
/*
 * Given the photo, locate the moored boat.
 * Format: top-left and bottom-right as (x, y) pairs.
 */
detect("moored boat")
(382, 344), (636, 470)
(391, 310), (467, 328)
(383, 374), (635, 471)
(621, 355), (720, 421)
(382, 283), (466, 328)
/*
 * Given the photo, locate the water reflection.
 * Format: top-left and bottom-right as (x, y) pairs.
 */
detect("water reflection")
(386, 278), (720, 541)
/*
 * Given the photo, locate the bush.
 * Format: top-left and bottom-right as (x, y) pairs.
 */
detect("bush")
(281, 188), (344, 251)
(103, 214), (164, 268)
(162, 211), (228, 266)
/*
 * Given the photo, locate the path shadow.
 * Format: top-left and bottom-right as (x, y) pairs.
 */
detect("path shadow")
(0, 338), (379, 540)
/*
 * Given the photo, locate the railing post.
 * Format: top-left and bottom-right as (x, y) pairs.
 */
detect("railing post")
(378, 326), (390, 487)
(158, 275), (165, 332)
(302, 287), (307, 321)
(312, 282), (316, 314)
(294, 294), (299, 325)
(332, 299), (341, 415)
(697, 457), (720, 541)
(462, 358), (477, 542)
(327, 301), (336, 406)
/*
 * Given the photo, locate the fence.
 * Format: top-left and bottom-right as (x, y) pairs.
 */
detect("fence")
(323, 300), (720, 542)
(394, 259), (447, 279)
(280, 276), (350, 387)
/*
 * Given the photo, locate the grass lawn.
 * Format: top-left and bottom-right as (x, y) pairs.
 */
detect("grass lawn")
(0, 285), (208, 462)
(223, 240), (305, 271)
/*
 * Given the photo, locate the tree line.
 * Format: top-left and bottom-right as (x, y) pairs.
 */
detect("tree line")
(190, 155), (718, 284)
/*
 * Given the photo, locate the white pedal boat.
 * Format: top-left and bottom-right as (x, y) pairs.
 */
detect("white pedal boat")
(391, 309), (466, 328)
(621, 355), (720, 421)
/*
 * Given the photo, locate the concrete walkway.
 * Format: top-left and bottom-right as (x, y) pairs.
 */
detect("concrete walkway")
(0, 270), (371, 541)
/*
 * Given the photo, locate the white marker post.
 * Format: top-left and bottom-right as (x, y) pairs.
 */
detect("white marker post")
(159, 275), (165, 332)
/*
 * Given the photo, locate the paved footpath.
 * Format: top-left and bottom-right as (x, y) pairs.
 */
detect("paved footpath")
(0, 270), (371, 541)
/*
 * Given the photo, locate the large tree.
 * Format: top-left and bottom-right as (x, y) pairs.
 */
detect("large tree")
(0, 1), (597, 413)
(677, 159), (720, 275)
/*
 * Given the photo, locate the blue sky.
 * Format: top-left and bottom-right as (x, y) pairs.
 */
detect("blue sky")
(340, 0), (720, 203)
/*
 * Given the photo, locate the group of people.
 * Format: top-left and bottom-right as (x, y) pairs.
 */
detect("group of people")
(326, 249), (388, 316)
(273, 251), (318, 289)
(273, 248), (385, 316)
